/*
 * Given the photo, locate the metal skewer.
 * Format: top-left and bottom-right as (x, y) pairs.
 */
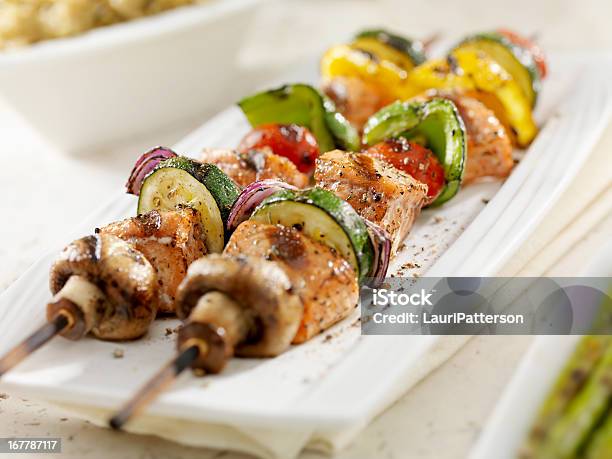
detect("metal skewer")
(109, 345), (200, 430)
(0, 313), (70, 377)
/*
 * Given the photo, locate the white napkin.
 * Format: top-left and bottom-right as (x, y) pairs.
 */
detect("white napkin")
(54, 335), (469, 459)
(50, 126), (612, 459)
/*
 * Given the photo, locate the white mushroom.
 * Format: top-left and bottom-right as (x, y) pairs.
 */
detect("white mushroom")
(175, 254), (303, 373)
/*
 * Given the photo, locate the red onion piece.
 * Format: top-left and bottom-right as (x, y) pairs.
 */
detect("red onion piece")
(365, 220), (391, 287)
(226, 179), (298, 231)
(126, 146), (177, 195)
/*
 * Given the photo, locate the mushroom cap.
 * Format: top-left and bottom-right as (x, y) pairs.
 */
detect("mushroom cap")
(49, 233), (158, 340)
(176, 254), (303, 357)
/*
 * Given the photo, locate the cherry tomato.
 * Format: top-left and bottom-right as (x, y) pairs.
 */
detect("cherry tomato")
(497, 28), (547, 79)
(238, 124), (320, 173)
(365, 138), (445, 203)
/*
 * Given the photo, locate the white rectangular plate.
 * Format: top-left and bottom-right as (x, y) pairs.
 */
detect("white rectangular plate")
(0, 52), (610, 432)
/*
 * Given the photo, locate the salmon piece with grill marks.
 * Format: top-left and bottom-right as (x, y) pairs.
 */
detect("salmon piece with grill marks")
(415, 91), (514, 183)
(323, 76), (389, 130)
(99, 207), (206, 314)
(452, 94), (514, 183)
(224, 220), (359, 343)
(315, 150), (428, 254)
(200, 147), (309, 188)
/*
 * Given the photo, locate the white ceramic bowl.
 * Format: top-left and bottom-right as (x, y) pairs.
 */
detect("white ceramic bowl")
(0, 0), (265, 154)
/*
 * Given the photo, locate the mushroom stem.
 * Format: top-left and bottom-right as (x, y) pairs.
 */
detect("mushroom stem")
(108, 345), (200, 430)
(0, 313), (69, 377)
(190, 291), (253, 350)
(180, 291), (259, 373)
(48, 275), (105, 340)
(0, 275), (103, 378)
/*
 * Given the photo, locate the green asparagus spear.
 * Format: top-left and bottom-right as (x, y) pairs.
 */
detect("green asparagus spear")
(589, 286), (612, 335)
(520, 337), (612, 458)
(585, 410), (612, 459)
(537, 342), (612, 458)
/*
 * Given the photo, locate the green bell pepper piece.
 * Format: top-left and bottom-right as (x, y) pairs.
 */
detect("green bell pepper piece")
(363, 98), (466, 206)
(238, 84), (360, 153)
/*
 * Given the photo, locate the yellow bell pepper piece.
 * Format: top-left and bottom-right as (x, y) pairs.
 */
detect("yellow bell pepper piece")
(321, 44), (415, 103)
(406, 48), (538, 146)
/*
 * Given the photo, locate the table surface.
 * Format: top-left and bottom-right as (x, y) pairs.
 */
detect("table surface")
(1, 0), (612, 457)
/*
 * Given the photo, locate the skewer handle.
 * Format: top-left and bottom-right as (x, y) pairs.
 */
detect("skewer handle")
(0, 314), (69, 377)
(109, 345), (200, 430)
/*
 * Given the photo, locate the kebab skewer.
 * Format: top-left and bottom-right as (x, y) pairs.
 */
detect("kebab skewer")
(110, 139), (396, 427)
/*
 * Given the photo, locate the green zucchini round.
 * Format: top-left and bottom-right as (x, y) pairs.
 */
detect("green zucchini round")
(250, 188), (373, 283)
(355, 28), (427, 66)
(137, 157), (240, 253)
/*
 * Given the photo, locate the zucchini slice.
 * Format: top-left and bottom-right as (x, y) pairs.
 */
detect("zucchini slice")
(354, 29), (427, 67)
(250, 188), (373, 283)
(363, 98), (466, 206)
(238, 84), (360, 152)
(453, 32), (541, 108)
(138, 157), (240, 253)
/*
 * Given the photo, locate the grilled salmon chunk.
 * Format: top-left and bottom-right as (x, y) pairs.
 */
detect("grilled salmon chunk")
(452, 94), (514, 183)
(315, 150), (428, 253)
(323, 76), (389, 130)
(224, 220), (359, 344)
(416, 91), (514, 183)
(99, 207), (207, 314)
(200, 147), (309, 188)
